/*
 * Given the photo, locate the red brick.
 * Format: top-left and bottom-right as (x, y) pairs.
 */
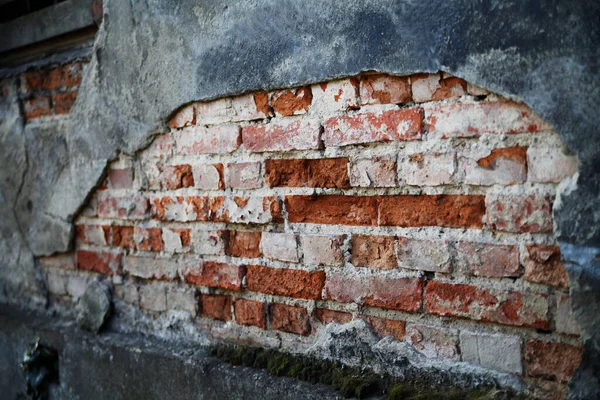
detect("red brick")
(242, 118), (321, 152)
(325, 273), (423, 312)
(454, 242), (520, 278)
(226, 162), (262, 189)
(63, 62), (83, 88)
(265, 158), (350, 189)
(269, 303), (311, 335)
(234, 298), (266, 329)
(424, 100), (551, 139)
(246, 265), (325, 300)
(523, 245), (568, 288)
(349, 156), (398, 187)
(151, 195), (215, 222)
(411, 73), (466, 103)
(485, 194), (553, 233)
(183, 261), (245, 291)
(362, 316), (406, 341)
(208, 196), (280, 224)
(76, 250), (121, 276)
(163, 164), (194, 190)
(310, 78), (359, 115)
(270, 87), (312, 117)
(134, 227), (163, 252)
(359, 74), (412, 105)
(168, 104), (195, 128)
(424, 281), (549, 329)
(231, 92), (272, 121)
(226, 231), (262, 258)
(200, 294), (232, 321)
(464, 146), (527, 186)
(174, 125), (241, 155)
(314, 308), (353, 324)
(323, 108), (423, 147)
(379, 195), (486, 228)
(75, 224), (110, 246)
(23, 96), (51, 119)
(112, 225), (135, 249)
(97, 194), (150, 219)
(351, 235), (396, 270)
(52, 91), (77, 114)
(525, 340), (583, 383)
(285, 195), (379, 226)
(43, 67), (63, 90)
(107, 168), (134, 189)
(21, 70), (45, 93)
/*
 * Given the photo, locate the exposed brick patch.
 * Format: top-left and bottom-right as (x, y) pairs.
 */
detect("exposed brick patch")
(97, 195), (150, 219)
(454, 242), (520, 278)
(246, 265), (325, 300)
(405, 324), (460, 360)
(168, 104), (195, 128)
(200, 294), (232, 321)
(485, 194), (553, 233)
(359, 74), (411, 105)
(164, 164), (195, 190)
(311, 78), (359, 115)
(525, 340), (583, 383)
(112, 225), (135, 249)
(314, 308), (353, 324)
(460, 331), (523, 374)
(192, 163), (224, 190)
(286, 195), (379, 226)
(226, 231), (262, 258)
(231, 92), (272, 121)
(323, 108), (423, 147)
(226, 162), (262, 189)
(134, 227), (163, 252)
(76, 250), (121, 276)
(349, 156), (397, 187)
(23, 96), (51, 119)
(183, 262), (245, 291)
(52, 91), (78, 114)
(527, 147), (578, 183)
(269, 303), (311, 335)
(174, 125), (241, 155)
(523, 245), (568, 288)
(123, 256), (178, 280)
(411, 73), (466, 103)
(270, 87), (312, 117)
(351, 235), (396, 270)
(107, 168), (134, 190)
(265, 158), (350, 189)
(465, 147), (527, 186)
(362, 316), (406, 341)
(260, 232), (301, 263)
(301, 235), (345, 267)
(75, 224), (110, 246)
(424, 281), (548, 329)
(397, 238), (451, 273)
(401, 152), (456, 186)
(242, 118), (321, 152)
(234, 298), (266, 329)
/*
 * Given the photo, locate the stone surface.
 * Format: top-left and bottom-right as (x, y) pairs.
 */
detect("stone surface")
(76, 280), (112, 332)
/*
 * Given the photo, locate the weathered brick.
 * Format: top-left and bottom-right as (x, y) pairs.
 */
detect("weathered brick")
(246, 265), (325, 300)
(134, 227), (163, 252)
(301, 235), (345, 267)
(114, 282), (139, 305)
(226, 231), (262, 258)
(269, 303), (311, 335)
(183, 261), (244, 291)
(359, 74), (411, 105)
(285, 195), (379, 226)
(325, 273), (423, 312)
(195, 98), (231, 125)
(106, 167), (134, 189)
(112, 225), (135, 249)
(65, 273), (90, 299)
(555, 293), (580, 336)
(76, 250), (121, 276)
(227, 162), (262, 189)
(43, 66), (63, 90)
(523, 244), (568, 288)
(152, 195), (214, 222)
(379, 195), (486, 228)
(464, 146), (527, 186)
(400, 152), (456, 186)
(310, 78), (359, 116)
(192, 163), (224, 190)
(424, 101), (551, 139)
(270, 87), (312, 117)
(162, 227), (190, 253)
(75, 224), (110, 246)
(260, 232), (301, 263)
(485, 194), (553, 233)
(525, 340), (582, 383)
(397, 238), (451, 273)
(314, 308), (353, 324)
(200, 294), (232, 321)
(460, 331), (522, 374)
(265, 158), (350, 189)
(163, 164), (194, 190)
(405, 324), (460, 360)
(323, 108), (423, 147)
(231, 92), (272, 121)
(21, 70), (45, 93)
(39, 253), (76, 270)
(139, 284), (167, 312)
(454, 242), (520, 278)
(211, 196), (281, 224)
(467, 82), (489, 96)
(97, 194), (150, 219)
(242, 118), (321, 152)
(411, 73), (466, 103)
(52, 91), (77, 114)
(45, 269), (68, 296)
(234, 298), (266, 329)
(363, 316), (406, 341)
(140, 161), (162, 190)
(174, 125), (241, 155)
(166, 286), (197, 316)
(191, 229), (226, 255)
(424, 281), (549, 329)
(142, 134), (174, 159)
(168, 104), (195, 128)
(63, 62), (82, 88)
(23, 96), (51, 119)
(349, 156), (397, 187)
(527, 147), (579, 183)
(351, 235), (396, 270)
(123, 256), (179, 280)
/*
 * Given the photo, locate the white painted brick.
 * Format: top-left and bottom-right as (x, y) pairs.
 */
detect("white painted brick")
(310, 78), (359, 116)
(397, 238), (451, 273)
(191, 230), (225, 255)
(349, 156), (397, 187)
(400, 152), (456, 186)
(301, 235), (345, 267)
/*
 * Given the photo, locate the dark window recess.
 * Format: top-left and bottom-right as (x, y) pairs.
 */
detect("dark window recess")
(0, 0), (68, 23)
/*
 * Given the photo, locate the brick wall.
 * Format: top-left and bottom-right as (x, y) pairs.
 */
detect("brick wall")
(41, 71), (581, 397)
